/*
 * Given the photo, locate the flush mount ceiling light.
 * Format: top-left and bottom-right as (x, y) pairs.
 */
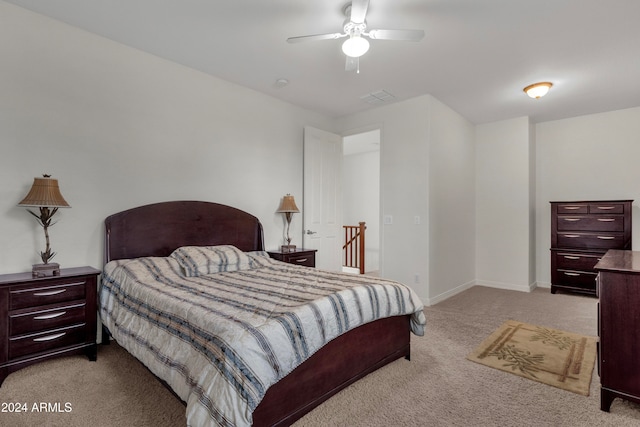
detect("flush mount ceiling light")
(523, 82), (553, 99)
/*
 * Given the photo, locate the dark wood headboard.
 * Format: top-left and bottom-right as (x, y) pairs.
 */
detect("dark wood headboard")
(104, 200), (264, 263)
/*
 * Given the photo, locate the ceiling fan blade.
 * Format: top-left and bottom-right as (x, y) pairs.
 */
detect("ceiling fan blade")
(368, 29), (425, 41)
(287, 32), (345, 43)
(345, 56), (359, 72)
(350, 0), (370, 24)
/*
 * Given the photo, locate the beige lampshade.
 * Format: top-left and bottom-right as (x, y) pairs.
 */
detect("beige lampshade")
(277, 194), (300, 213)
(18, 175), (70, 208)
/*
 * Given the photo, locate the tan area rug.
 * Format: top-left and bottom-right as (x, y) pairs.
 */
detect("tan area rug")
(467, 319), (597, 396)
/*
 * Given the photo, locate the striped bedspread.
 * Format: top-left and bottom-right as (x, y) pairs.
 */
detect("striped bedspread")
(99, 251), (426, 427)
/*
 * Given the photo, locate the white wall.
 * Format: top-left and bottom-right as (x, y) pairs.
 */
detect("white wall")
(0, 2), (334, 274)
(428, 97), (476, 303)
(337, 95), (476, 304)
(476, 117), (535, 291)
(535, 106), (640, 285)
(337, 97), (430, 300)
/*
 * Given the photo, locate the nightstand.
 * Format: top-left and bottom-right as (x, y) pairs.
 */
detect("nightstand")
(267, 248), (317, 268)
(0, 266), (100, 387)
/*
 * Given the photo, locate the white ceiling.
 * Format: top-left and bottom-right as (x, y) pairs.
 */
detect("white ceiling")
(6, 0), (640, 124)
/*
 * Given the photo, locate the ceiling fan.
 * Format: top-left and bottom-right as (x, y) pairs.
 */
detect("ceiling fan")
(287, 0), (424, 73)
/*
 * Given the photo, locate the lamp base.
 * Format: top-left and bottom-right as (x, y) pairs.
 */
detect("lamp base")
(32, 263), (60, 278)
(281, 244), (297, 252)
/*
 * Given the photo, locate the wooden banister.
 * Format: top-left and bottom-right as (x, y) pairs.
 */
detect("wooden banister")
(342, 222), (366, 274)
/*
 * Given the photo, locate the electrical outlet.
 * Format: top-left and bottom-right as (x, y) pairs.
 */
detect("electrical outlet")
(414, 216), (421, 225)
(383, 215), (393, 225)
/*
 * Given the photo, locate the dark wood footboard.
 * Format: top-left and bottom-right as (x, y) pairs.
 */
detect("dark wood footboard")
(253, 314), (411, 426)
(102, 315), (410, 426)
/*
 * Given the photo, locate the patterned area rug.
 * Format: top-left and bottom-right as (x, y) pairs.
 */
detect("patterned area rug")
(467, 320), (597, 396)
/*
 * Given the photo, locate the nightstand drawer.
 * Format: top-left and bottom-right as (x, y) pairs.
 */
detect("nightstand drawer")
(286, 253), (315, 267)
(267, 249), (317, 268)
(10, 302), (86, 336)
(10, 281), (86, 310)
(9, 324), (87, 360)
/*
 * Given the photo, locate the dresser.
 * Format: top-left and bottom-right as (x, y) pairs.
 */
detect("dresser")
(550, 200), (632, 295)
(267, 248), (317, 268)
(0, 266), (100, 387)
(595, 250), (640, 411)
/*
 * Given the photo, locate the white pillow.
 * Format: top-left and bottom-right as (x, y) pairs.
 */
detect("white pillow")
(169, 245), (252, 277)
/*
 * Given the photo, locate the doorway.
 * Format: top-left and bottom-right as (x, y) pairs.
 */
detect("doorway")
(342, 129), (380, 274)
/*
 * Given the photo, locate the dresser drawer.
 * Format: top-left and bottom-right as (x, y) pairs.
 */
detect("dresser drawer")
(557, 204), (588, 214)
(557, 215), (625, 232)
(589, 203), (626, 214)
(554, 252), (603, 271)
(10, 281), (86, 310)
(557, 232), (626, 250)
(555, 269), (598, 290)
(10, 302), (86, 336)
(9, 324), (87, 360)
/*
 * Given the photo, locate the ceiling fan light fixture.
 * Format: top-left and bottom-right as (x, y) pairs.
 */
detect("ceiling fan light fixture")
(342, 35), (370, 58)
(524, 82), (553, 99)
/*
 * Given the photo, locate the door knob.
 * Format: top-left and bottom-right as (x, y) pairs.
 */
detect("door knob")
(306, 230), (317, 235)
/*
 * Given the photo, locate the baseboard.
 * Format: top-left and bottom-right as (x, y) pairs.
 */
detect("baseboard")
(474, 278), (536, 293)
(425, 280), (475, 306)
(397, 279), (548, 307)
(534, 281), (551, 289)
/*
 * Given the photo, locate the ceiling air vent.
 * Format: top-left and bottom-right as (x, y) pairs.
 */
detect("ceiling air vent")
(360, 90), (396, 104)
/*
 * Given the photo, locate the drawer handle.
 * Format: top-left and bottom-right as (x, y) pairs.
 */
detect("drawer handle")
(564, 272), (580, 277)
(564, 256), (581, 260)
(597, 218), (616, 222)
(295, 258), (308, 263)
(563, 234), (580, 238)
(597, 236), (615, 240)
(33, 332), (66, 342)
(563, 218), (581, 222)
(596, 206), (615, 210)
(33, 311), (67, 320)
(562, 206), (582, 210)
(33, 289), (66, 297)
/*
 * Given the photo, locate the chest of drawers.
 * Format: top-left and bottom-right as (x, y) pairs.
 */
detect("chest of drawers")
(0, 266), (100, 386)
(595, 250), (640, 411)
(550, 200), (632, 295)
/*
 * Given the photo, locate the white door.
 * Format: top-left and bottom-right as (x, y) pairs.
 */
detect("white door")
(303, 126), (343, 271)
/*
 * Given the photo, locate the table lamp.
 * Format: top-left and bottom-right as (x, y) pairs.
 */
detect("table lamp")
(18, 174), (70, 277)
(276, 194), (300, 252)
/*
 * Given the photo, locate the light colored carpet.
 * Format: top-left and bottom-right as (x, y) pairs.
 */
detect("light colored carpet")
(467, 320), (597, 396)
(1, 286), (639, 426)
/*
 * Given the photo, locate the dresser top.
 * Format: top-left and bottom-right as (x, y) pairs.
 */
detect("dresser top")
(595, 250), (640, 274)
(549, 200), (633, 204)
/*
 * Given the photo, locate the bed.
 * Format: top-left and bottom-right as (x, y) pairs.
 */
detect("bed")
(99, 200), (426, 427)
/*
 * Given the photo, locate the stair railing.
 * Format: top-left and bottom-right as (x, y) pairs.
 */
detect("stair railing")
(343, 222), (366, 274)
